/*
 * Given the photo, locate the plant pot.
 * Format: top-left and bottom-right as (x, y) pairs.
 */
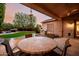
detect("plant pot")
(25, 34), (32, 38)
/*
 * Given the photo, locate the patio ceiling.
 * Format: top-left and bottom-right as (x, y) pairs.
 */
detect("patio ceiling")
(22, 3), (79, 20)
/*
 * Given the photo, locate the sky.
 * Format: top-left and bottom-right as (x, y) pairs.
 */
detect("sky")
(4, 3), (52, 24)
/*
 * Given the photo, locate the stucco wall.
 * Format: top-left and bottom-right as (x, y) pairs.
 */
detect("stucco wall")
(62, 13), (79, 38)
(63, 20), (74, 38)
(42, 20), (62, 37)
(42, 19), (75, 38)
(42, 13), (79, 38)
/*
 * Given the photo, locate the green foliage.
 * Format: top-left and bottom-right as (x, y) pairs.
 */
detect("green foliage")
(14, 12), (36, 31)
(35, 24), (42, 33)
(0, 3), (5, 26)
(1, 23), (14, 31)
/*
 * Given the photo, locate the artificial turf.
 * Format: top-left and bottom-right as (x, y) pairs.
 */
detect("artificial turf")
(0, 31), (34, 38)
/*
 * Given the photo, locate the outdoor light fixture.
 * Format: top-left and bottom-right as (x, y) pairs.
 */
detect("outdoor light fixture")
(30, 8), (33, 15)
(67, 13), (70, 16)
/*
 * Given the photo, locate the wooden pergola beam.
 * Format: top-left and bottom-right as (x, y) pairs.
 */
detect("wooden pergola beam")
(22, 3), (61, 20)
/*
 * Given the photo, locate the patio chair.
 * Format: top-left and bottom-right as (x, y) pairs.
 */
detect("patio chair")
(0, 38), (7, 56)
(1, 41), (14, 56)
(62, 39), (71, 56)
(54, 38), (71, 56)
(1, 38), (22, 56)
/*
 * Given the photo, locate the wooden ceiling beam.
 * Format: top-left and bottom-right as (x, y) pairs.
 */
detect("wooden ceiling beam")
(35, 4), (60, 18)
(22, 3), (61, 20)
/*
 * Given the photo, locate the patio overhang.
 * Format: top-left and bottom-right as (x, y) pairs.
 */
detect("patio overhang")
(22, 3), (79, 20)
(22, 3), (61, 20)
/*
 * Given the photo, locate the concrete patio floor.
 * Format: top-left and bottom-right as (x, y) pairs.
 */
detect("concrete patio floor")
(67, 38), (79, 56)
(0, 38), (79, 56)
(53, 38), (79, 56)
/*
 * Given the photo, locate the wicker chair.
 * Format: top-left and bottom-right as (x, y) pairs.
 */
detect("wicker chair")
(1, 39), (21, 56)
(54, 38), (71, 56)
(62, 39), (71, 56)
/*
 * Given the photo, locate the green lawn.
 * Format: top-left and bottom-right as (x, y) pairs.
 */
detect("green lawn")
(0, 31), (34, 38)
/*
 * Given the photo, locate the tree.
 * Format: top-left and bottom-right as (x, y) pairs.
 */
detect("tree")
(13, 12), (36, 31)
(0, 3), (5, 26)
(26, 14), (36, 31)
(0, 4), (5, 33)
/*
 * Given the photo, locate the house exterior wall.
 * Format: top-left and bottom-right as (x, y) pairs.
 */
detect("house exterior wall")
(42, 13), (79, 38)
(62, 13), (79, 38)
(63, 20), (74, 38)
(42, 19), (75, 38)
(42, 20), (62, 37)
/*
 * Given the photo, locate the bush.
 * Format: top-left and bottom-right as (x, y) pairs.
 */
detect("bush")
(35, 24), (42, 33)
(1, 23), (14, 31)
(14, 12), (36, 31)
(0, 3), (5, 26)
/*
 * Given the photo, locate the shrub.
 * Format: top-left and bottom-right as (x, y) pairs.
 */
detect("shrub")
(0, 4), (5, 32)
(35, 24), (42, 33)
(1, 23), (14, 31)
(0, 3), (5, 27)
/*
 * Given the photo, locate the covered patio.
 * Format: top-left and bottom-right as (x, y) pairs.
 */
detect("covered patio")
(21, 3), (79, 56)
(0, 3), (79, 56)
(23, 3), (79, 38)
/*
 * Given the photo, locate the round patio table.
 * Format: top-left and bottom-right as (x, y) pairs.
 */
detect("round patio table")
(17, 37), (57, 55)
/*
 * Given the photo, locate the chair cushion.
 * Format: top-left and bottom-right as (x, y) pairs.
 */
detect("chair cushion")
(13, 48), (20, 53)
(53, 38), (68, 55)
(0, 45), (7, 56)
(9, 38), (16, 49)
(54, 38), (68, 50)
(9, 38), (21, 53)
